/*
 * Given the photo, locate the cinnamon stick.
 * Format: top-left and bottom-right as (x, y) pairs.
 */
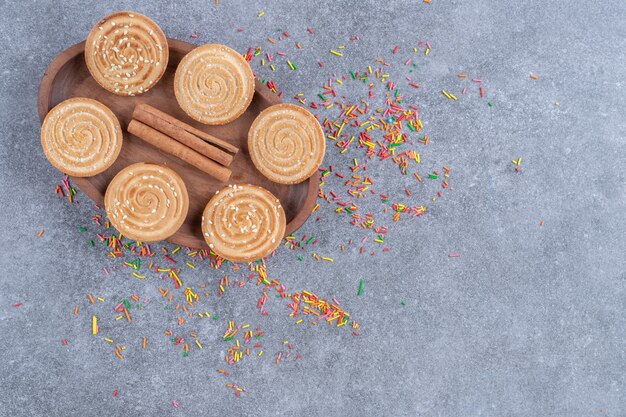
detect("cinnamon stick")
(133, 106), (234, 167)
(135, 102), (239, 154)
(127, 120), (231, 183)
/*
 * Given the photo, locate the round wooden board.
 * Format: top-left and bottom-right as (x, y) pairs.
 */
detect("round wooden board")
(38, 39), (319, 249)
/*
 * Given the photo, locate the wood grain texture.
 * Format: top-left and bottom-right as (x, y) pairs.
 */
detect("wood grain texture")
(38, 39), (319, 249)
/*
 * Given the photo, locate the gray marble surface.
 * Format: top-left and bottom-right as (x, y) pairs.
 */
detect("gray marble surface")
(0, 1), (625, 416)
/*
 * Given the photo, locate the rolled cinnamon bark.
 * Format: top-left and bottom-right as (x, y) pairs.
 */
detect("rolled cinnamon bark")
(133, 106), (234, 166)
(135, 102), (239, 154)
(127, 120), (231, 182)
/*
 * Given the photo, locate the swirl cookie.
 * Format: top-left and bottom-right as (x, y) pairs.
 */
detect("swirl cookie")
(85, 11), (168, 96)
(41, 98), (123, 177)
(105, 163), (189, 242)
(248, 104), (325, 184)
(202, 184), (286, 263)
(174, 44), (255, 125)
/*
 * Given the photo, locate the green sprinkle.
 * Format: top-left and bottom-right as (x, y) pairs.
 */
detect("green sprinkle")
(357, 279), (364, 296)
(224, 336), (234, 341)
(89, 240), (94, 247)
(350, 71), (356, 79)
(318, 93), (326, 101)
(78, 227), (87, 231)
(400, 301), (406, 306)
(297, 256), (303, 261)
(487, 102), (493, 107)
(183, 352), (189, 357)
(306, 237), (315, 245)
(428, 173), (438, 179)
(212, 315), (218, 320)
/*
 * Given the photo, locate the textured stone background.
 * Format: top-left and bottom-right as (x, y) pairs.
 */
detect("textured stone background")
(0, 1), (625, 416)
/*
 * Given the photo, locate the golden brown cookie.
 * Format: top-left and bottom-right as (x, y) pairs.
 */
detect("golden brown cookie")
(201, 184), (286, 262)
(174, 44), (255, 125)
(40, 98), (123, 177)
(85, 11), (168, 96)
(248, 103), (325, 184)
(105, 162), (189, 242)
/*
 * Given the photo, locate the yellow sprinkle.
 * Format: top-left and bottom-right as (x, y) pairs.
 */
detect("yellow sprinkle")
(115, 315), (123, 321)
(296, 319), (303, 324)
(242, 324), (250, 329)
(172, 247), (181, 254)
(133, 272), (146, 279)
(258, 351), (264, 357)
(97, 297), (105, 302)
(195, 340), (203, 349)
(257, 11), (265, 17)
(270, 64), (275, 71)
(322, 257), (334, 262)
(92, 316), (98, 335)
(330, 49), (343, 57)
(104, 338), (114, 343)
(186, 262), (195, 269)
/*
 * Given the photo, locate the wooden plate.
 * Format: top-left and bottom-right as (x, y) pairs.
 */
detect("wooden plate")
(38, 39), (319, 249)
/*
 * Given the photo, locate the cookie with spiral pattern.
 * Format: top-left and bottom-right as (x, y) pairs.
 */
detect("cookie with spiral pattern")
(201, 184), (286, 263)
(174, 44), (255, 125)
(85, 11), (168, 96)
(105, 163), (189, 242)
(40, 98), (123, 177)
(248, 103), (325, 184)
